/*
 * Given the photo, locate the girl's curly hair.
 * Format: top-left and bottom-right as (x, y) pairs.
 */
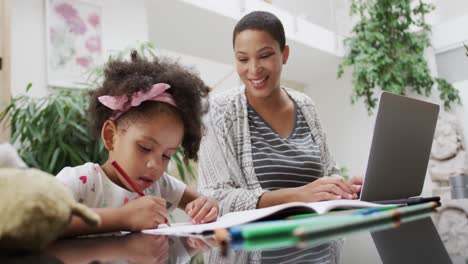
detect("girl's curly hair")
(89, 51), (210, 162)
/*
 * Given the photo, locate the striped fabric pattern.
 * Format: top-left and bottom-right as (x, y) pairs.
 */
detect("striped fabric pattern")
(261, 243), (333, 264)
(203, 241), (343, 263)
(248, 103), (322, 191)
(198, 86), (341, 216)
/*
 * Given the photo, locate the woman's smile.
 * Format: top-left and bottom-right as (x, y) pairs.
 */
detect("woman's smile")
(250, 76), (269, 89)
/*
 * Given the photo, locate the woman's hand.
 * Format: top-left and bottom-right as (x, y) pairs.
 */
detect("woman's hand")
(121, 196), (168, 231)
(185, 196), (219, 224)
(349, 175), (363, 185)
(348, 175), (363, 198)
(295, 175), (360, 202)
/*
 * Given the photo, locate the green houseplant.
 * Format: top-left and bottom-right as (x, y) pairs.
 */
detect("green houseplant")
(338, 0), (461, 113)
(0, 84), (105, 174)
(0, 42), (196, 182)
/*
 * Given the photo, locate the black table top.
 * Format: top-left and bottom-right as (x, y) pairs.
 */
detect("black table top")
(0, 216), (458, 264)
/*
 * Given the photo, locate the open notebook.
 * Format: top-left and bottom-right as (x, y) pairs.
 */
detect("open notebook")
(143, 200), (395, 236)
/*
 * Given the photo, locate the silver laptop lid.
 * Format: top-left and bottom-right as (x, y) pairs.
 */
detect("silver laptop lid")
(360, 92), (440, 201)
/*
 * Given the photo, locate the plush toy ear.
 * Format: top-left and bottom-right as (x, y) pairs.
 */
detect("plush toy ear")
(0, 143), (27, 168)
(71, 203), (101, 226)
(101, 120), (118, 151)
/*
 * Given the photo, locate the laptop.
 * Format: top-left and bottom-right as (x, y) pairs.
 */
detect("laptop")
(359, 92), (440, 203)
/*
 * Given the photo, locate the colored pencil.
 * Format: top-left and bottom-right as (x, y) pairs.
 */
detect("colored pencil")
(229, 211), (432, 252)
(293, 201), (439, 238)
(111, 161), (145, 196)
(296, 211), (433, 249)
(228, 205), (399, 240)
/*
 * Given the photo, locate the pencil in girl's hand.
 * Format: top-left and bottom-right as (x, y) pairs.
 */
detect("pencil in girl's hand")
(111, 160), (170, 226)
(111, 161), (145, 196)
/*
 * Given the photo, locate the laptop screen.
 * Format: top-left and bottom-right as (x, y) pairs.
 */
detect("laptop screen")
(360, 92), (440, 202)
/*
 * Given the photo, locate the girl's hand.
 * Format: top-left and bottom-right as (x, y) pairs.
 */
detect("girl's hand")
(185, 196), (219, 224)
(184, 236), (216, 255)
(121, 196), (168, 231)
(124, 233), (169, 263)
(295, 175), (360, 202)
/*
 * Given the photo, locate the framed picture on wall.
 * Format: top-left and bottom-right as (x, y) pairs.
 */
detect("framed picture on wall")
(45, 0), (102, 89)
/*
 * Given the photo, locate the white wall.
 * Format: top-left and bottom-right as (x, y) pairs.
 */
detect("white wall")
(432, 14), (468, 53)
(303, 71), (376, 177)
(427, 0), (468, 26)
(156, 49), (239, 93)
(10, 0), (47, 98)
(271, 0), (354, 37)
(100, 0), (149, 56)
(10, 0), (149, 98)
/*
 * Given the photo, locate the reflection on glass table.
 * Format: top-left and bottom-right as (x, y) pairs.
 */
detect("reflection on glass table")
(206, 213), (452, 264)
(1, 233), (215, 264)
(0, 213), (457, 264)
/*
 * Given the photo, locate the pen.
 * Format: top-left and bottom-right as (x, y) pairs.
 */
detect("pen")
(111, 160), (170, 226)
(373, 196), (440, 205)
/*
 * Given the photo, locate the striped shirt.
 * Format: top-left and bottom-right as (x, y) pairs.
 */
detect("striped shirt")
(248, 102), (322, 191)
(261, 243), (333, 264)
(198, 86), (340, 216)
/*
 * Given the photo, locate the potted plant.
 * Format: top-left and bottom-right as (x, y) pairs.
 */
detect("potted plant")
(338, 0), (461, 113)
(0, 84), (105, 174)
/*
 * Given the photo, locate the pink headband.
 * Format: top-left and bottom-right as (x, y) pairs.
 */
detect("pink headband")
(98, 83), (177, 120)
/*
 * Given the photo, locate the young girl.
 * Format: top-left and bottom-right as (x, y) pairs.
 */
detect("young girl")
(56, 51), (218, 237)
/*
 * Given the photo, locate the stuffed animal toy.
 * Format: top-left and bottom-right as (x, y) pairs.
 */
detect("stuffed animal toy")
(0, 168), (101, 252)
(0, 143), (27, 168)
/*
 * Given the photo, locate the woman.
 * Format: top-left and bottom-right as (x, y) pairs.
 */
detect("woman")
(198, 11), (361, 215)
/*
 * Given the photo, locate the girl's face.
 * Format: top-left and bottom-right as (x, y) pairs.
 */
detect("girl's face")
(234, 29), (289, 99)
(103, 112), (184, 191)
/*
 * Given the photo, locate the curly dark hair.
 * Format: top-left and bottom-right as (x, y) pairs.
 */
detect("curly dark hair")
(89, 51), (210, 162)
(233, 11), (286, 51)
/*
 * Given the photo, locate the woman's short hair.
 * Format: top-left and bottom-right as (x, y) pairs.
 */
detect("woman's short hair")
(233, 11), (286, 51)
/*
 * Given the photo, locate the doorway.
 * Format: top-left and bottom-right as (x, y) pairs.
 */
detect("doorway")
(0, 0), (11, 142)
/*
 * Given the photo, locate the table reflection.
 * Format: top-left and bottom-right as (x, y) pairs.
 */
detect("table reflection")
(0, 216), (455, 264)
(1, 233), (216, 264)
(204, 240), (343, 264)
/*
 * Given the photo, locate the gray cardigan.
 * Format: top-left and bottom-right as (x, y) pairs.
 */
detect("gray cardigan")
(198, 86), (340, 215)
